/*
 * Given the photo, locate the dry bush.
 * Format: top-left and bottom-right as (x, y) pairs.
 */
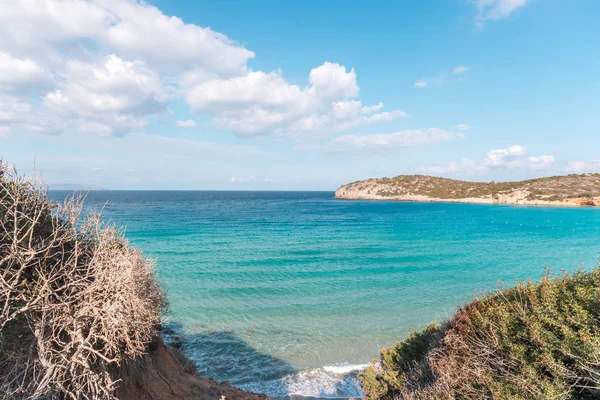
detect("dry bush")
(0, 163), (166, 399)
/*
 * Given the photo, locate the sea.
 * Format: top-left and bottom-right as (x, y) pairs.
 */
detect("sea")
(47, 190), (600, 399)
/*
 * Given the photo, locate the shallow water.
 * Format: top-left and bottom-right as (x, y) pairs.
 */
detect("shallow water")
(49, 191), (600, 398)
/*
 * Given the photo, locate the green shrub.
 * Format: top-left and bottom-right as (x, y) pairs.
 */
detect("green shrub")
(361, 268), (600, 399)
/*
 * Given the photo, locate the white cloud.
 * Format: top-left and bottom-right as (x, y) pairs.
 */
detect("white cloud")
(186, 63), (405, 137)
(568, 160), (600, 173)
(0, 0), (253, 76)
(102, 1), (254, 76)
(324, 128), (465, 153)
(422, 145), (555, 175)
(421, 158), (487, 175)
(0, 52), (53, 93)
(176, 119), (196, 128)
(452, 66), (469, 74)
(483, 145), (528, 167)
(414, 66), (468, 89)
(230, 176), (256, 183)
(0, 0), (254, 136)
(0, 1), (403, 139)
(456, 124), (471, 131)
(414, 79), (429, 88)
(285, 101), (406, 138)
(471, 0), (532, 28)
(0, 95), (35, 129)
(308, 62), (359, 99)
(527, 155), (555, 170)
(42, 54), (171, 135)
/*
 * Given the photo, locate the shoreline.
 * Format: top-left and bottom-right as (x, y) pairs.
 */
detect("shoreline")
(334, 173), (600, 208)
(333, 194), (598, 208)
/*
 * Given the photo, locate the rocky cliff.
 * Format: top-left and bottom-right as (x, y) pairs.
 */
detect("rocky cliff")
(115, 337), (268, 400)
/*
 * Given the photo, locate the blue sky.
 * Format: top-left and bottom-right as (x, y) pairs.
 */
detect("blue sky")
(1, 0), (599, 189)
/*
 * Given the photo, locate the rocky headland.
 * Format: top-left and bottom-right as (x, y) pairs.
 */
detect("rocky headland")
(335, 174), (600, 206)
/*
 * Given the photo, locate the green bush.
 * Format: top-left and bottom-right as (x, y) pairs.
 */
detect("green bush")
(361, 268), (600, 399)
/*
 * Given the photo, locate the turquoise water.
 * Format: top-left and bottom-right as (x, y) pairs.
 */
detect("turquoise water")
(49, 191), (600, 398)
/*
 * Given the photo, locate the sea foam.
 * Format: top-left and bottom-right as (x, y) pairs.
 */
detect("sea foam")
(239, 364), (366, 399)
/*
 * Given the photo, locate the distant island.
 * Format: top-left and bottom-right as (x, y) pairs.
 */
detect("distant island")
(335, 174), (600, 206)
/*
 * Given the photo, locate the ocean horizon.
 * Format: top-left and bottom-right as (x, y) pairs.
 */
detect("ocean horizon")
(48, 190), (600, 398)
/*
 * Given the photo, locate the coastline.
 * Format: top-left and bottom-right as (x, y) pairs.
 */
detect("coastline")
(333, 193), (597, 207)
(334, 174), (600, 208)
(334, 189), (600, 208)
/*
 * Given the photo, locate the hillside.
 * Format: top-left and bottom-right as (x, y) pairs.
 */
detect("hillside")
(0, 163), (264, 399)
(360, 267), (600, 399)
(335, 174), (600, 206)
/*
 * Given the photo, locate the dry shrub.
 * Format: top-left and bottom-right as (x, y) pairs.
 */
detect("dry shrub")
(361, 268), (600, 400)
(0, 163), (166, 399)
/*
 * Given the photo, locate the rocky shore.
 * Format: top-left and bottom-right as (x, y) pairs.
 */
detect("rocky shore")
(115, 336), (268, 400)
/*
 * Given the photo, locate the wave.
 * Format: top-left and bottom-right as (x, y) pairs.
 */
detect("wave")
(239, 363), (366, 399)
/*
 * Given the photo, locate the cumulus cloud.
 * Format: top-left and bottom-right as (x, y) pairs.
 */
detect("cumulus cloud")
(483, 145), (528, 167)
(42, 55), (172, 135)
(0, 1), (403, 139)
(0, 52), (53, 94)
(0, 0), (253, 136)
(422, 145), (555, 175)
(471, 0), (532, 28)
(186, 63), (405, 137)
(456, 124), (471, 131)
(0, 0), (254, 76)
(176, 119), (196, 128)
(308, 62), (359, 99)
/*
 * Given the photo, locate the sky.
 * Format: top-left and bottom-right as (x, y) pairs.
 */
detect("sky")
(1, 0), (599, 190)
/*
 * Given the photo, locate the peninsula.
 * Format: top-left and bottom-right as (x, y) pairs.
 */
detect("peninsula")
(335, 174), (600, 206)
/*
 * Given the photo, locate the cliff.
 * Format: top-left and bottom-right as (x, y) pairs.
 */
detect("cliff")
(0, 162), (265, 400)
(335, 174), (600, 206)
(360, 268), (600, 399)
(115, 336), (267, 400)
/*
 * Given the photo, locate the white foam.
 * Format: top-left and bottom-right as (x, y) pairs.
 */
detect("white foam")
(322, 363), (369, 375)
(239, 364), (366, 399)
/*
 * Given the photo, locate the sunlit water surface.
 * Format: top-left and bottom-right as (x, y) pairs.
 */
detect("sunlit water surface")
(48, 191), (600, 398)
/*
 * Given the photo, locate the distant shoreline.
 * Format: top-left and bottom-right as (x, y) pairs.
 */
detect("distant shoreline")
(335, 174), (600, 208)
(333, 194), (595, 208)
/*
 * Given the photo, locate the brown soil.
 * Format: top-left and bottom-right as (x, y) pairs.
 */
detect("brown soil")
(115, 337), (269, 400)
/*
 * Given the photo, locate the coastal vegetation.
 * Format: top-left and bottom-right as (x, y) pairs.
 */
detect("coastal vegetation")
(0, 163), (165, 398)
(4, 160), (600, 400)
(336, 174), (600, 206)
(360, 268), (600, 399)
(0, 163), (265, 400)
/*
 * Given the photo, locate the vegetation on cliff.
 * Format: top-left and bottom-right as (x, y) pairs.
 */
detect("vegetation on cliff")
(0, 163), (268, 400)
(336, 174), (600, 204)
(360, 267), (600, 400)
(0, 163), (167, 398)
